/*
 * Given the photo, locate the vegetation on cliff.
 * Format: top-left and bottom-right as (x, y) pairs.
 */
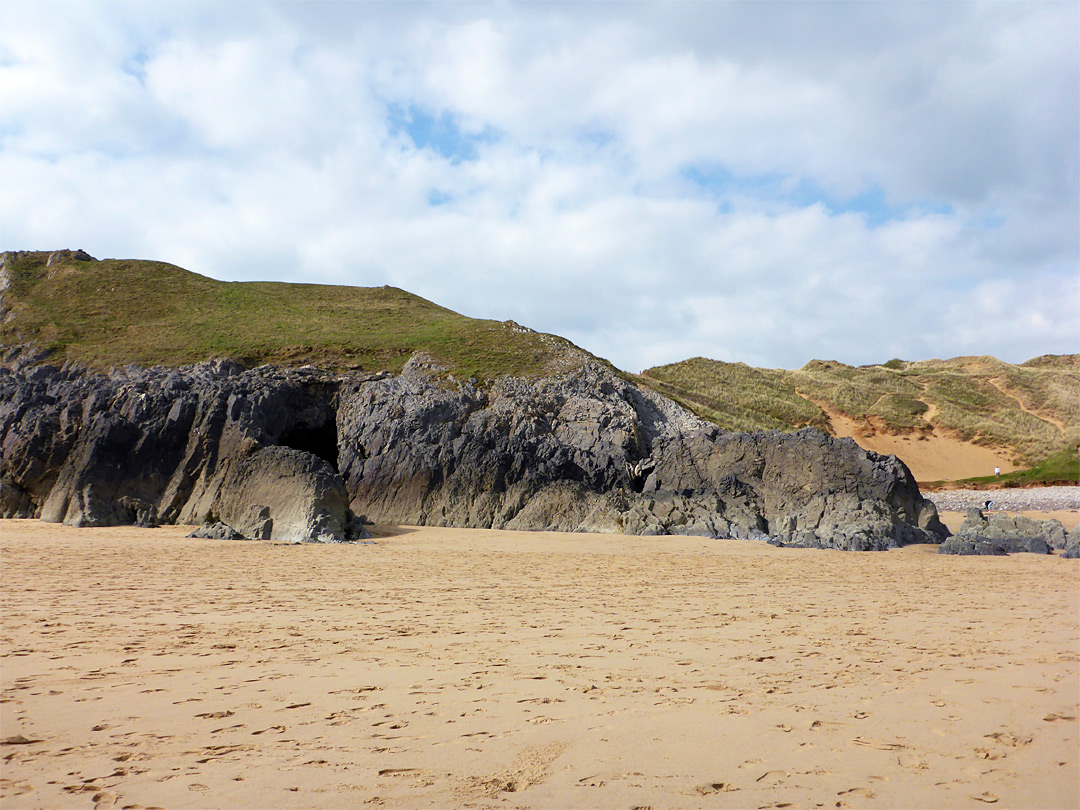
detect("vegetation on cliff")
(639, 355), (1079, 479)
(3, 249), (1075, 484)
(0, 250), (589, 381)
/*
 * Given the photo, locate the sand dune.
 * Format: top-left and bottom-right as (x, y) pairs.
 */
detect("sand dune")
(817, 403), (1017, 484)
(2, 520), (1077, 809)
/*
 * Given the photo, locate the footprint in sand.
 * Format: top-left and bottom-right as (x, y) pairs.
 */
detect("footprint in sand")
(852, 736), (905, 751)
(838, 787), (876, 798)
(696, 781), (736, 794)
(251, 725), (286, 735)
(575, 774), (606, 787)
(91, 790), (118, 809)
(2, 735), (44, 746)
(755, 769), (787, 784)
(984, 731), (1032, 747)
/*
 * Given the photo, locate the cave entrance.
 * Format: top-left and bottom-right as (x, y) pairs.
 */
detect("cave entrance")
(280, 420), (339, 472)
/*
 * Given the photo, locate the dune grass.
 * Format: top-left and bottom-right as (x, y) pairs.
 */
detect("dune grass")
(641, 354), (1079, 478)
(635, 358), (829, 433)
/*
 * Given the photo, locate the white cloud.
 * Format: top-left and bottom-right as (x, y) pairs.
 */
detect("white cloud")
(0, 0), (1075, 372)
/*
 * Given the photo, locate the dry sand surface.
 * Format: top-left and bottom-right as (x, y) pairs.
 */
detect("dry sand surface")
(2, 520), (1078, 810)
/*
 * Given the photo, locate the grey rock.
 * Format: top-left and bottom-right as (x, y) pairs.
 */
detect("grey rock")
(189, 521), (248, 541)
(1, 349), (947, 549)
(240, 504), (273, 540)
(46, 249), (95, 266)
(938, 509), (1060, 555)
(0, 478), (35, 519)
(206, 446), (349, 543)
(1064, 525), (1080, 559)
(336, 356), (947, 550)
(1, 354), (350, 542)
(344, 509), (371, 540)
(938, 535), (1010, 556)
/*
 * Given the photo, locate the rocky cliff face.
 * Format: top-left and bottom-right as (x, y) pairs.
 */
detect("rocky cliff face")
(0, 349), (948, 548)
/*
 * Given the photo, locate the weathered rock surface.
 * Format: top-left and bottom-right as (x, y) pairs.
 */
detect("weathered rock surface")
(188, 521), (248, 541)
(336, 356), (945, 549)
(1, 350), (352, 542)
(938, 508), (1061, 555)
(936, 536), (1010, 556)
(1, 348), (947, 549)
(1064, 526), (1080, 559)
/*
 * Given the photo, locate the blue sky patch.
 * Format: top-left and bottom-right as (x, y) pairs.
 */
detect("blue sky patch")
(682, 164), (953, 227)
(578, 129), (615, 149)
(387, 103), (499, 163)
(122, 49), (150, 85)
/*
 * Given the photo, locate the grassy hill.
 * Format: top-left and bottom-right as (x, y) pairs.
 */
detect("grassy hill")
(0, 249), (590, 381)
(3, 249), (1075, 484)
(639, 355), (1079, 483)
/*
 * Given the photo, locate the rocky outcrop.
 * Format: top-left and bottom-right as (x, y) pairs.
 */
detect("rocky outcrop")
(336, 357), (946, 549)
(938, 508), (1062, 555)
(189, 521), (248, 541)
(1, 351), (354, 542)
(1, 349), (947, 549)
(1063, 526), (1080, 559)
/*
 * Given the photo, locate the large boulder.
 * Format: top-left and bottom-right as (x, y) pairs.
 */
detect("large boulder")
(196, 446), (350, 543)
(937, 536), (1010, 556)
(189, 521), (248, 541)
(938, 508), (1060, 555)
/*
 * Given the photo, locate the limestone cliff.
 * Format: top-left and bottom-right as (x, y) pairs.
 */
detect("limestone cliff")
(0, 349), (948, 548)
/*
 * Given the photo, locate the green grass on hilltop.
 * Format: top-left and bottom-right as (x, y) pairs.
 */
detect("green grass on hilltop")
(0, 250), (590, 381)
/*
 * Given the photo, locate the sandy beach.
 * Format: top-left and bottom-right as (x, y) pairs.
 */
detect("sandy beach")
(2, 520), (1078, 810)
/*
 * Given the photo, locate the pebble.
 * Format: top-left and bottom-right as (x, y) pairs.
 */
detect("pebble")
(926, 486), (1080, 513)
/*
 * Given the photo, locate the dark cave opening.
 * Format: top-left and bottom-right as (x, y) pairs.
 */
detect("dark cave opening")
(280, 420), (340, 472)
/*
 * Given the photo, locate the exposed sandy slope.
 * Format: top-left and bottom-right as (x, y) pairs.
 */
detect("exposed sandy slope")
(813, 401), (1017, 484)
(2, 521), (1077, 810)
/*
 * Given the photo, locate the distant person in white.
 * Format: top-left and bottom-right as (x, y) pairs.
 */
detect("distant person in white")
(994, 466), (1001, 477)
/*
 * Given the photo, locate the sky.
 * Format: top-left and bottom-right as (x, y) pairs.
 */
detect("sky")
(1, 1), (1077, 372)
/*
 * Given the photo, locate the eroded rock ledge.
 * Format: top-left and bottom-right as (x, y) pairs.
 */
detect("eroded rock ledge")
(1, 350), (947, 549)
